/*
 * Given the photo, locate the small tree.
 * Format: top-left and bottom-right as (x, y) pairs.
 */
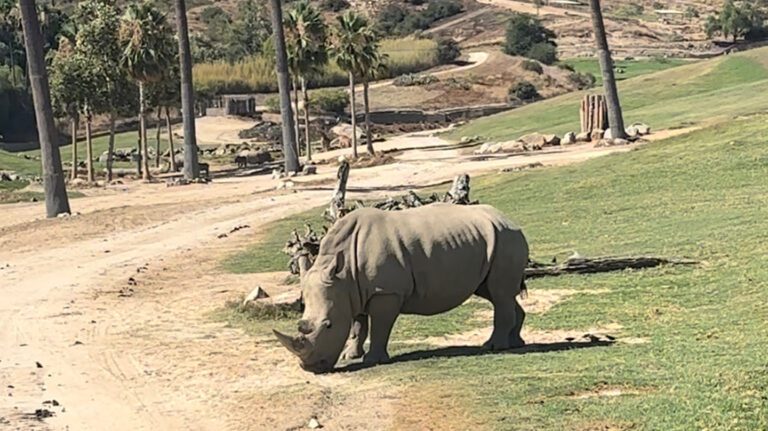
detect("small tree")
(436, 38), (461, 64)
(503, 13), (558, 64)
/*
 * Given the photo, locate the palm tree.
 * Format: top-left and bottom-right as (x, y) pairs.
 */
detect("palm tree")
(285, 1), (328, 161)
(119, 1), (175, 181)
(19, 0), (70, 217)
(269, 0), (301, 173)
(333, 11), (374, 158)
(174, 0), (200, 179)
(360, 46), (387, 155)
(588, 0), (626, 139)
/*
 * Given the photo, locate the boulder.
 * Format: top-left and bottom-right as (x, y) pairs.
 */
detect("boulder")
(331, 123), (364, 141)
(590, 129), (605, 141)
(487, 143), (503, 154)
(474, 142), (491, 155)
(631, 123), (651, 135)
(575, 131), (591, 142)
(499, 141), (526, 153)
(595, 138), (631, 148)
(518, 133), (547, 147)
(302, 165), (317, 175)
(563, 132), (577, 145)
(604, 128), (615, 140)
(543, 134), (561, 147)
(242, 287), (270, 306)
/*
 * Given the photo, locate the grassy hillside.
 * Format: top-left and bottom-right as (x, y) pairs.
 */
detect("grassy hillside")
(220, 45), (768, 429)
(449, 46), (768, 142)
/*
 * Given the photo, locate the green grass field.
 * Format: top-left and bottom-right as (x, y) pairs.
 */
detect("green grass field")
(562, 57), (689, 86)
(451, 47), (768, 143)
(220, 47), (768, 429)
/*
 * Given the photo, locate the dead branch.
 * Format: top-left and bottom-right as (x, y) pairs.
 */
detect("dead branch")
(525, 256), (697, 279)
(324, 159), (350, 223)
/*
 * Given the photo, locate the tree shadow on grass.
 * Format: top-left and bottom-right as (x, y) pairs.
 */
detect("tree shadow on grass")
(334, 339), (615, 373)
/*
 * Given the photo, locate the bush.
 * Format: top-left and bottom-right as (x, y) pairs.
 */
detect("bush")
(526, 42), (558, 65)
(568, 71), (596, 90)
(265, 96), (280, 114)
(436, 38), (461, 64)
(377, 0), (463, 36)
(310, 89), (348, 115)
(393, 73), (439, 87)
(504, 13), (557, 57)
(521, 59), (543, 74)
(320, 0), (350, 12)
(508, 81), (540, 102)
(200, 6), (229, 24)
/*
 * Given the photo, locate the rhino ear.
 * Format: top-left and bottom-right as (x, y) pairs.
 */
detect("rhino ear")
(322, 250), (345, 283)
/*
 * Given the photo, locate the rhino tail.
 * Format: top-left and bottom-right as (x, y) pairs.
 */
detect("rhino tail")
(519, 279), (528, 300)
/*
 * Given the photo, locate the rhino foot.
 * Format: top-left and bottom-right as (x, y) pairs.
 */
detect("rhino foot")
(363, 351), (390, 366)
(340, 345), (365, 361)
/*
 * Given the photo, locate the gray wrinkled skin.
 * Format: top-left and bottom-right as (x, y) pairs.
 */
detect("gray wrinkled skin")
(274, 203), (529, 373)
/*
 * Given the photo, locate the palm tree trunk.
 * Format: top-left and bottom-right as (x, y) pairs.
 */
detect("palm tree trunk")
(174, 0), (201, 179)
(349, 72), (357, 158)
(588, 0), (626, 139)
(85, 105), (94, 183)
(19, 0), (70, 217)
(268, 0), (300, 173)
(106, 110), (116, 182)
(363, 79), (373, 155)
(70, 115), (78, 180)
(139, 81), (150, 181)
(292, 76), (301, 157)
(155, 108), (162, 168)
(301, 77), (311, 161)
(166, 107), (177, 172)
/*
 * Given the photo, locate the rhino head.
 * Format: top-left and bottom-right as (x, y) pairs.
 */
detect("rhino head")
(274, 251), (353, 373)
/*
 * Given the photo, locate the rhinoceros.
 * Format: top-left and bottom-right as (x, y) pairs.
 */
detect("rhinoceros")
(274, 203), (529, 373)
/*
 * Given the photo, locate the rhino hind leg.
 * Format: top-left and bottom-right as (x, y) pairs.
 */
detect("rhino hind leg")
(508, 298), (526, 348)
(341, 314), (369, 361)
(483, 268), (525, 351)
(363, 294), (401, 366)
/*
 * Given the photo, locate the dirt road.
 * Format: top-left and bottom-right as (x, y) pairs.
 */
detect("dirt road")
(0, 130), (641, 430)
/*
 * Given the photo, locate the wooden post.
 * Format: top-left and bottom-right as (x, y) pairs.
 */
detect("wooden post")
(580, 94), (610, 134)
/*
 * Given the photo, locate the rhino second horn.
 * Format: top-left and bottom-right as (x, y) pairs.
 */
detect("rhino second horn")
(273, 329), (308, 357)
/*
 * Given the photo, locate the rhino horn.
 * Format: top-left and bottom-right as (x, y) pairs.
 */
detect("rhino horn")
(273, 329), (309, 358)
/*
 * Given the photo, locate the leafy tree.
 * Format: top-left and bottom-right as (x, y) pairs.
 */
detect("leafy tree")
(436, 37), (461, 64)
(503, 13), (558, 64)
(19, 0), (70, 217)
(119, 1), (176, 181)
(705, 0), (766, 42)
(508, 81), (539, 102)
(285, 0), (328, 161)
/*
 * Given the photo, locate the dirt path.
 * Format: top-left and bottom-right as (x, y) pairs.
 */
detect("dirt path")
(0, 129), (648, 430)
(476, 0), (588, 17)
(366, 51), (489, 91)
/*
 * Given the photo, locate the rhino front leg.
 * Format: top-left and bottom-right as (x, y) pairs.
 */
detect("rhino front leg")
(341, 314), (369, 361)
(363, 294), (401, 366)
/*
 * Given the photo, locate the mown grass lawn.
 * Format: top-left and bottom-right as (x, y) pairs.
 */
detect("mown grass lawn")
(562, 57), (689, 86)
(449, 46), (768, 143)
(221, 116), (768, 428)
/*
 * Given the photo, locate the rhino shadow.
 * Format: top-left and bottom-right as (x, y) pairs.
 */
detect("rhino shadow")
(334, 339), (615, 373)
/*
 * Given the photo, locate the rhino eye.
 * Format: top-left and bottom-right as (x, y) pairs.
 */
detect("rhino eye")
(321, 319), (332, 329)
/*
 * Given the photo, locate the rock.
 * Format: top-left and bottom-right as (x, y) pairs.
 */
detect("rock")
(575, 131), (591, 142)
(543, 134), (561, 147)
(499, 141), (526, 153)
(460, 135), (480, 145)
(613, 138), (630, 146)
(302, 165), (317, 175)
(625, 126), (640, 139)
(487, 143), (502, 154)
(474, 142), (491, 155)
(308, 417), (322, 429)
(518, 133), (547, 147)
(590, 129), (605, 141)
(595, 138), (631, 148)
(631, 123), (651, 135)
(272, 169), (284, 180)
(563, 132), (577, 145)
(69, 178), (87, 187)
(242, 287), (270, 306)
(331, 123), (364, 140)
(98, 151), (110, 163)
(604, 128), (615, 140)
(276, 180), (295, 190)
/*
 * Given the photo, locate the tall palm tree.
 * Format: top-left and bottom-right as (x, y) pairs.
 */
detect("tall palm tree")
(285, 1), (328, 161)
(333, 11), (374, 159)
(588, 0), (626, 139)
(19, 0), (70, 217)
(174, 0), (200, 179)
(360, 46), (386, 155)
(119, 1), (175, 181)
(269, 0), (301, 173)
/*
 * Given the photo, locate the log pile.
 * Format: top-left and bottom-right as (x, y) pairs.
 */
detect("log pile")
(526, 256), (697, 278)
(580, 94), (608, 134)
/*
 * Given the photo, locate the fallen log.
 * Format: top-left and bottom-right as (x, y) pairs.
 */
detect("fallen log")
(525, 256), (697, 279)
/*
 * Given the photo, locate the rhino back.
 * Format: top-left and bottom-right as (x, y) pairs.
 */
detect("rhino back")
(336, 204), (526, 315)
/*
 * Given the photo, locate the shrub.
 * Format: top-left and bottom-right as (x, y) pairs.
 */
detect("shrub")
(320, 0), (350, 12)
(200, 6), (229, 24)
(436, 38), (461, 64)
(444, 77), (472, 90)
(376, 0), (463, 36)
(310, 89), (348, 115)
(508, 81), (540, 102)
(504, 13), (557, 58)
(521, 59), (543, 74)
(526, 42), (558, 65)
(265, 96), (280, 114)
(568, 71), (596, 90)
(393, 73), (439, 87)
